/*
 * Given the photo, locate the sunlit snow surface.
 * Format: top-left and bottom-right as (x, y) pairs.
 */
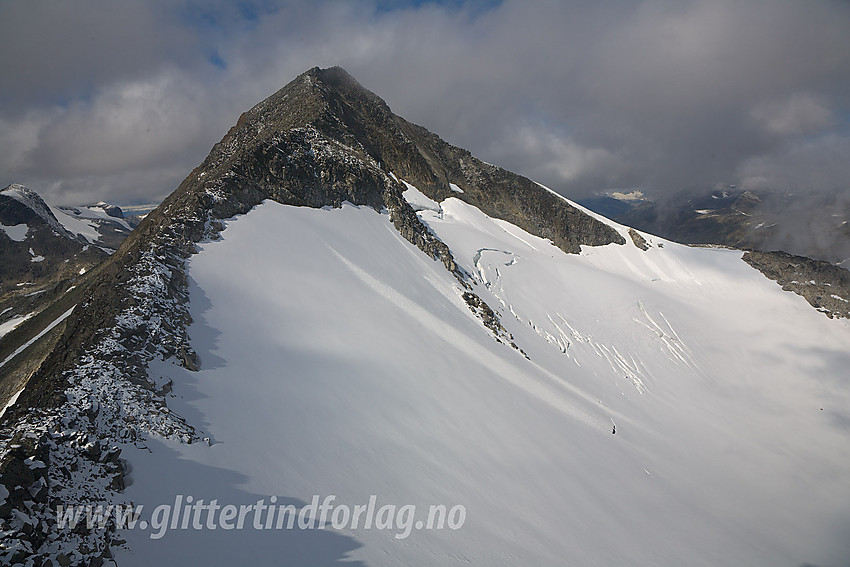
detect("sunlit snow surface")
(49, 205), (102, 243)
(117, 195), (850, 566)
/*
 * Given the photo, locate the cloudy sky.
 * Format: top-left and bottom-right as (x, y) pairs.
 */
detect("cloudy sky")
(1, 0), (849, 206)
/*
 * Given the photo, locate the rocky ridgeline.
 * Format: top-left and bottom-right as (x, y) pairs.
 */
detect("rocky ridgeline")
(0, 414), (127, 566)
(1, 201), (203, 565)
(743, 250), (850, 319)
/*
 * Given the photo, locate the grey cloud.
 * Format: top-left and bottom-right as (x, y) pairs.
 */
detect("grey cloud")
(739, 134), (850, 193)
(1, 0), (849, 207)
(0, 0), (202, 108)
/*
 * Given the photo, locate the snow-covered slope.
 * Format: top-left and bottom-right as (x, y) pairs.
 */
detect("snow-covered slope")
(52, 203), (134, 250)
(115, 189), (850, 566)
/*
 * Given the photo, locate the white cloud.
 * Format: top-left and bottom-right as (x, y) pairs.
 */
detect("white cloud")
(0, 109), (59, 172)
(751, 94), (834, 137)
(738, 134), (850, 192)
(492, 125), (622, 188)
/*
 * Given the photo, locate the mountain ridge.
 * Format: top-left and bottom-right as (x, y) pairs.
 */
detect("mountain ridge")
(0, 68), (632, 565)
(1, 67), (849, 566)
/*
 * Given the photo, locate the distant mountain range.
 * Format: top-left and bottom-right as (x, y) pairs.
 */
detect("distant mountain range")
(0, 184), (149, 342)
(579, 188), (850, 267)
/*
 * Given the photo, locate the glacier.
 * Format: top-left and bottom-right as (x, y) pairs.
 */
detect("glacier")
(112, 185), (850, 566)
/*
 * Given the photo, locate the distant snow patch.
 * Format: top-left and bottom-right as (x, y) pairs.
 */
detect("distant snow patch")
(609, 190), (645, 201)
(50, 205), (101, 243)
(0, 312), (34, 339)
(0, 306), (76, 371)
(0, 388), (24, 420)
(59, 204), (132, 231)
(0, 222), (28, 242)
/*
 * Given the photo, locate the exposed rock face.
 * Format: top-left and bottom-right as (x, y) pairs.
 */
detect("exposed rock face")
(628, 228), (650, 251)
(142, 66), (622, 253)
(743, 250), (850, 319)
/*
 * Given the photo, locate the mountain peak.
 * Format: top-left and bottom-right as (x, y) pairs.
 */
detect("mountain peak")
(227, 65), (383, 140)
(168, 66), (624, 256)
(306, 65), (362, 88)
(2, 183), (46, 206)
(1, 183), (69, 237)
(9, 67), (627, 414)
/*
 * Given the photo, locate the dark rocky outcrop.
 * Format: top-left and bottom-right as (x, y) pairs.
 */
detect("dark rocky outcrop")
(628, 229), (650, 251)
(743, 250), (850, 319)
